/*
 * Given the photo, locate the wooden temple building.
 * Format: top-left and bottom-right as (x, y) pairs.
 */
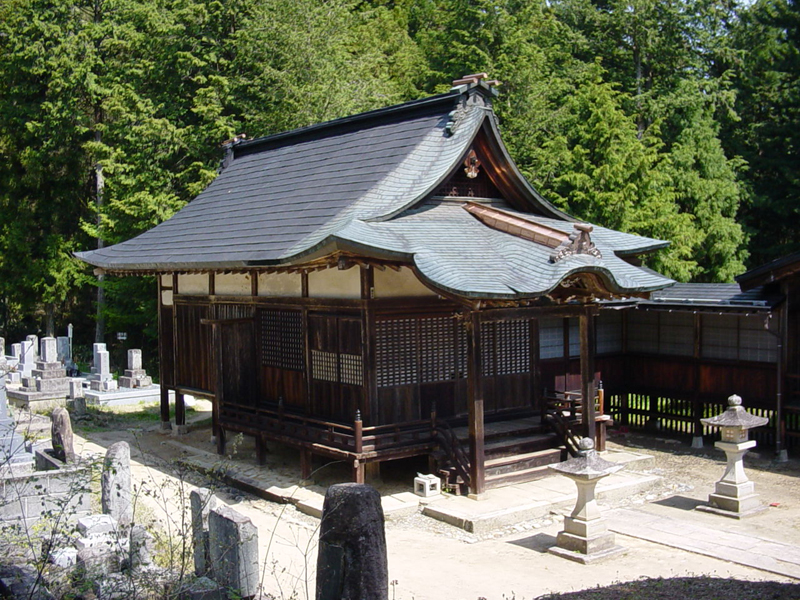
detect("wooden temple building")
(79, 74), (797, 496)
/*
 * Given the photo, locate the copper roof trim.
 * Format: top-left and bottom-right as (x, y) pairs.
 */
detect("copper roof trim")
(462, 201), (569, 249)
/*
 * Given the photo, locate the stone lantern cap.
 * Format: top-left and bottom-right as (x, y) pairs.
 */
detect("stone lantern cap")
(700, 395), (769, 430)
(548, 438), (624, 480)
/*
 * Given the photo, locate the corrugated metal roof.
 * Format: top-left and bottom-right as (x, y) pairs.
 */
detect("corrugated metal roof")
(643, 283), (781, 309)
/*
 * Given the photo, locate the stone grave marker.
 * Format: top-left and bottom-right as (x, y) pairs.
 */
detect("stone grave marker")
(51, 406), (75, 463)
(209, 505), (259, 599)
(102, 441), (132, 527)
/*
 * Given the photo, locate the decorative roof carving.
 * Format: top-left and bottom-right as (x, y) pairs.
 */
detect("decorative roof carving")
(463, 149), (481, 179)
(550, 224), (602, 263)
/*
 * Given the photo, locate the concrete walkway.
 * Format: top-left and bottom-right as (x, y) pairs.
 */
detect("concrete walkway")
(607, 507), (800, 580)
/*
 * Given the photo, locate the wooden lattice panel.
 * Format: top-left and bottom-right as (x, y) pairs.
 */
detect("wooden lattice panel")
(420, 317), (459, 383)
(211, 303), (255, 320)
(340, 353), (363, 386)
(496, 319), (530, 375)
(376, 318), (419, 387)
(260, 309), (304, 371)
(482, 319), (530, 376)
(311, 349), (338, 382)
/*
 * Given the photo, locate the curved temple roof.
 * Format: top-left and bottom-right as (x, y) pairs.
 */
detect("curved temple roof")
(76, 81), (674, 300)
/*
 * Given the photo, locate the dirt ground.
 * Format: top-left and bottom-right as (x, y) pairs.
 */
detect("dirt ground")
(51, 401), (800, 599)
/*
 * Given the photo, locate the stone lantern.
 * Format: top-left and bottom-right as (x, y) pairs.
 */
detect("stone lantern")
(698, 394), (769, 519)
(547, 438), (627, 564)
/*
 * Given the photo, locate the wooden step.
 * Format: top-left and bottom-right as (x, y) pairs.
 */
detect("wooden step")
(483, 433), (560, 458)
(485, 447), (564, 477)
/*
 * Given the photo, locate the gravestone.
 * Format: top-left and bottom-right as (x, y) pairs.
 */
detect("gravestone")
(8, 337), (71, 410)
(89, 344), (118, 392)
(119, 349), (153, 389)
(209, 505), (259, 599)
(316, 483), (388, 600)
(129, 524), (155, 569)
(19, 339), (36, 378)
(11, 344), (21, 361)
(191, 487), (217, 576)
(0, 337), (4, 357)
(102, 441), (132, 527)
(51, 406), (75, 463)
(26, 335), (38, 359)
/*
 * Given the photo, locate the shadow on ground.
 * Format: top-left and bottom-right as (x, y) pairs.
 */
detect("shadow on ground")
(507, 533), (558, 554)
(534, 577), (800, 599)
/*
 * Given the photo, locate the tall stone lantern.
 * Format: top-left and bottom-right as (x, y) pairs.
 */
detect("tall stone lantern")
(547, 438), (627, 564)
(698, 394), (769, 519)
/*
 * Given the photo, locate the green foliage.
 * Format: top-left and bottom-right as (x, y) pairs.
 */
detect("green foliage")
(0, 0), (791, 346)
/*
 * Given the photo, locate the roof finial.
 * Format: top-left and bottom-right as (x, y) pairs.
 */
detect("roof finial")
(451, 73), (501, 87)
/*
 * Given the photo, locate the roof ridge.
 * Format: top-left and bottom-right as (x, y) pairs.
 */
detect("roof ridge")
(233, 91), (462, 157)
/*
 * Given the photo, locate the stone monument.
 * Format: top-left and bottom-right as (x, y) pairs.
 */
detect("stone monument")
(7, 337), (71, 411)
(102, 441), (132, 527)
(118, 350), (153, 389)
(698, 394), (769, 518)
(547, 438), (627, 564)
(88, 343), (117, 392)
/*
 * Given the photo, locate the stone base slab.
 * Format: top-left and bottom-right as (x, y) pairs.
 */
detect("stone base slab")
(85, 385), (165, 406)
(548, 543), (627, 565)
(696, 503), (768, 520)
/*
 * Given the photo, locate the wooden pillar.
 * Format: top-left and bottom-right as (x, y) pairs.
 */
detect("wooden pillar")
(210, 322), (223, 443)
(466, 310), (485, 498)
(580, 307), (596, 442)
(352, 458), (365, 484)
(300, 448), (312, 481)
(691, 312), (703, 447)
(157, 276), (171, 430)
(777, 282), (788, 458)
(175, 391), (186, 434)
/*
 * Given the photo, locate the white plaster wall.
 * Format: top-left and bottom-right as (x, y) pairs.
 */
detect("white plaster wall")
(258, 272), (302, 297)
(308, 267), (361, 299)
(215, 273), (252, 296)
(160, 274), (172, 287)
(178, 273), (209, 295)
(161, 290), (173, 306)
(374, 266), (436, 298)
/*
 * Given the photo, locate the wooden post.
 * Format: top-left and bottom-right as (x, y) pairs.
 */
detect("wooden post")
(466, 310), (485, 498)
(354, 410), (363, 454)
(300, 448), (312, 481)
(256, 436), (267, 465)
(692, 312), (704, 447)
(352, 458), (365, 484)
(580, 307), (596, 441)
(157, 276), (171, 430)
(175, 391), (186, 435)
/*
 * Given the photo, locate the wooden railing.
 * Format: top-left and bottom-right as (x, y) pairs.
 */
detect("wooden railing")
(219, 401), (435, 455)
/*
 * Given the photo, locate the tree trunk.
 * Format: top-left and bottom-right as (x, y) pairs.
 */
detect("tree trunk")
(95, 126), (105, 344)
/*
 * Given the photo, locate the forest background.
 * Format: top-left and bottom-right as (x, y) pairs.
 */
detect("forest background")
(0, 0), (797, 367)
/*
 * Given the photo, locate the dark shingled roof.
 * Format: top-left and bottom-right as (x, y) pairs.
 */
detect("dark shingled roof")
(76, 81), (675, 299)
(640, 282), (781, 310)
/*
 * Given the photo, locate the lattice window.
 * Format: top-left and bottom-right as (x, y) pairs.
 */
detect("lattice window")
(496, 320), (530, 375)
(311, 350), (338, 382)
(596, 311), (623, 354)
(340, 353), (364, 385)
(568, 318), (580, 358)
(539, 318), (564, 359)
(740, 316), (778, 362)
(702, 314), (777, 363)
(211, 303), (254, 320)
(659, 312), (694, 356)
(376, 318), (418, 386)
(376, 315), (465, 387)
(702, 314), (738, 360)
(260, 310), (304, 371)
(420, 317), (459, 383)
(628, 310), (659, 353)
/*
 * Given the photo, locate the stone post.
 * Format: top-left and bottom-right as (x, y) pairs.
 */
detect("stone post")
(102, 441), (132, 527)
(51, 406), (75, 463)
(316, 483), (388, 600)
(191, 487), (218, 576)
(548, 438), (626, 564)
(209, 505), (259, 599)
